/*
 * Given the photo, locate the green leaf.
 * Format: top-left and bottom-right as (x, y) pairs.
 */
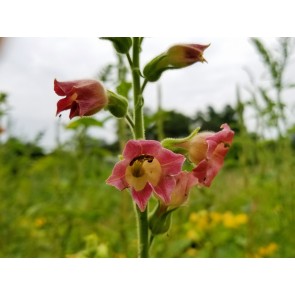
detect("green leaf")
(66, 117), (104, 130)
(116, 81), (132, 98)
(0, 92), (7, 103)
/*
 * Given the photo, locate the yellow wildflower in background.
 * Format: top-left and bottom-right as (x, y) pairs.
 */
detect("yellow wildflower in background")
(255, 243), (278, 258)
(222, 212), (248, 228)
(34, 217), (46, 228)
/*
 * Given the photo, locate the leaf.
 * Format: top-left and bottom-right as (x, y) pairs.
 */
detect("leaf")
(116, 81), (132, 98)
(66, 117), (104, 130)
(0, 92), (7, 103)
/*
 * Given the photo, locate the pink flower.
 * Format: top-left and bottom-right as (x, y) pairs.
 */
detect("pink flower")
(167, 171), (199, 208)
(191, 124), (234, 187)
(54, 79), (108, 119)
(106, 140), (185, 212)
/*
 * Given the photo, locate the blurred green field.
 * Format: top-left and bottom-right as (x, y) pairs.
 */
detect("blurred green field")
(1, 134), (294, 258)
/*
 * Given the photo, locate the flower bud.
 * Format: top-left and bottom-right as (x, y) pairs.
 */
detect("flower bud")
(106, 90), (128, 118)
(161, 128), (200, 155)
(166, 44), (210, 68)
(100, 37), (132, 54)
(143, 43), (209, 82)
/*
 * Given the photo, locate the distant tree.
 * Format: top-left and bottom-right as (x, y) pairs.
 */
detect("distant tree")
(192, 104), (240, 134)
(145, 109), (193, 140)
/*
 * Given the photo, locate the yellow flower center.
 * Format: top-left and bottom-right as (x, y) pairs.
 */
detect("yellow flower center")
(125, 154), (162, 191)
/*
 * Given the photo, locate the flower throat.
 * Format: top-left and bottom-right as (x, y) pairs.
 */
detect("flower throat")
(129, 154), (154, 177)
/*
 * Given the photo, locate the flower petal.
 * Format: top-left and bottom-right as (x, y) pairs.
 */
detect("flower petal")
(168, 171), (199, 207)
(122, 140), (143, 161)
(76, 96), (106, 117)
(54, 79), (76, 96)
(140, 140), (162, 156)
(122, 140), (162, 162)
(156, 148), (185, 175)
(153, 175), (176, 204)
(106, 160), (129, 190)
(131, 184), (153, 212)
(206, 123), (234, 157)
(193, 156), (224, 187)
(56, 96), (74, 116)
(192, 159), (210, 186)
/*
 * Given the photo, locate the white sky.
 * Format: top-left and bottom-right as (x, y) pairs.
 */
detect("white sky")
(0, 37), (294, 150)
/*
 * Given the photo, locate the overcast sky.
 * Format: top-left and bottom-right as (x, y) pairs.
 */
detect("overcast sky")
(0, 37), (294, 150)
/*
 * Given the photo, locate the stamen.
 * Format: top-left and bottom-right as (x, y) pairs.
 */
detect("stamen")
(129, 154), (154, 166)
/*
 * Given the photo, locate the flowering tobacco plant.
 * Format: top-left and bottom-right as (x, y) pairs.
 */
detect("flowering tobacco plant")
(54, 38), (234, 258)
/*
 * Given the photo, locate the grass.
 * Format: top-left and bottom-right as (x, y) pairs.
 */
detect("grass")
(0, 138), (294, 258)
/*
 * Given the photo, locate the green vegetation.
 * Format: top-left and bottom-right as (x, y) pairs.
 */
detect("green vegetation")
(0, 103), (294, 257)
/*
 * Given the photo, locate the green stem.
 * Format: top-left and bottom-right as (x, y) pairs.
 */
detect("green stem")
(125, 113), (135, 129)
(149, 234), (155, 247)
(132, 37), (145, 140)
(141, 79), (148, 93)
(136, 206), (149, 258)
(131, 37), (149, 258)
(126, 52), (133, 69)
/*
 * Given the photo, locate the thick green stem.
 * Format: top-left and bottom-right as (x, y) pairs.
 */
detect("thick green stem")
(132, 37), (145, 140)
(131, 37), (149, 258)
(136, 206), (149, 258)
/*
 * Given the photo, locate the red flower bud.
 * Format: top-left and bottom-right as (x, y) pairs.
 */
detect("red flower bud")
(54, 79), (108, 119)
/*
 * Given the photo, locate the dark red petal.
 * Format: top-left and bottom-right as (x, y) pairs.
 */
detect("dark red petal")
(76, 97), (105, 117)
(106, 160), (129, 190)
(153, 175), (176, 204)
(69, 102), (80, 119)
(131, 184), (153, 212)
(54, 79), (76, 96)
(56, 96), (73, 116)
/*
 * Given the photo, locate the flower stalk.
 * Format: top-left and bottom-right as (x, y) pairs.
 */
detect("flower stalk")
(131, 37), (149, 257)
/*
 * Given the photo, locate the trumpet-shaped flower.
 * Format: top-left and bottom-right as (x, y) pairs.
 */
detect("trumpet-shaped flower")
(143, 43), (209, 82)
(166, 44), (210, 68)
(166, 172), (198, 208)
(54, 79), (108, 119)
(106, 140), (185, 211)
(191, 124), (234, 186)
